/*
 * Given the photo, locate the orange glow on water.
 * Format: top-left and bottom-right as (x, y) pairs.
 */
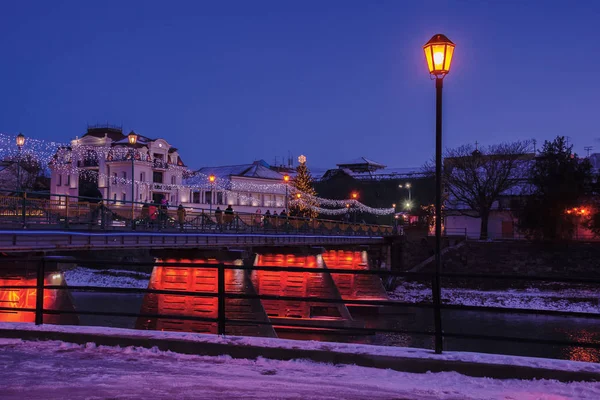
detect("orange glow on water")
(0, 276), (59, 323)
(321, 250), (388, 301)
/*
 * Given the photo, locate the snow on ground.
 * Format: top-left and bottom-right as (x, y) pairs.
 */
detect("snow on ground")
(0, 338), (598, 400)
(63, 267), (150, 289)
(391, 281), (600, 314)
(2, 322), (600, 375)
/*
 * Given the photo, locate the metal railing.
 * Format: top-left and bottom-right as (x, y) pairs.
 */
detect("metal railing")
(1, 257), (599, 356)
(0, 190), (394, 236)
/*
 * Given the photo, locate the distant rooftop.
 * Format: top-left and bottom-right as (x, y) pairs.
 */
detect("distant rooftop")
(190, 160), (285, 183)
(336, 157), (387, 172)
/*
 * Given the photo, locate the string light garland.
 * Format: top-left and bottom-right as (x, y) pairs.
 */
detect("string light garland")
(1, 133), (394, 215)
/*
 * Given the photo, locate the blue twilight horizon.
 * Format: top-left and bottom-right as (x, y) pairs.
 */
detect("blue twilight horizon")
(0, 1), (599, 170)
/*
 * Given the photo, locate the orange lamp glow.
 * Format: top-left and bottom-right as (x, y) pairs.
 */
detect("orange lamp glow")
(351, 192), (358, 199)
(346, 203), (350, 208)
(16, 133), (25, 148)
(423, 34), (455, 78)
(128, 131), (138, 145)
(296, 193), (301, 199)
(208, 174), (216, 183)
(283, 175), (290, 182)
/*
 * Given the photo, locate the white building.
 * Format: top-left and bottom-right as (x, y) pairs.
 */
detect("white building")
(183, 160), (288, 214)
(49, 125), (187, 212)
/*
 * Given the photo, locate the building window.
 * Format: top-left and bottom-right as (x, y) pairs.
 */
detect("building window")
(192, 192), (201, 204)
(112, 173), (117, 185)
(153, 171), (163, 183)
(216, 192), (224, 205)
(113, 193), (117, 204)
(139, 193), (143, 200)
(171, 176), (176, 185)
(122, 171), (127, 180)
(170, 195), (174, 204)
(204, 191), (212, 204)
(122, 193), (126, 202)
(57, 175), (62, 186)
(66, 175), (70, 186)
(140, 172), (145, 182)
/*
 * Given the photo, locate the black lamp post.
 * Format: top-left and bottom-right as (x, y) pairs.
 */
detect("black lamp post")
(423, 33), (455, 354)
(208, 174), (216, 215)
(128, 131), (138, 224)
(283, 174), (290, 212)
(15, 133), (25, 192)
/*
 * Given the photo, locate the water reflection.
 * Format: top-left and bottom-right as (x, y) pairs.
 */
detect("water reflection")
(559, 328), (600, 363)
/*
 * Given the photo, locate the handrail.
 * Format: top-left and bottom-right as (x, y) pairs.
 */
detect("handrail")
(0, 190), (396, 236)
(1, 258), (598, 356)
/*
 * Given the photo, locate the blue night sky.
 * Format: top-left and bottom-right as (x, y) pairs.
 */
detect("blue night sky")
(1, 1), (599, 170)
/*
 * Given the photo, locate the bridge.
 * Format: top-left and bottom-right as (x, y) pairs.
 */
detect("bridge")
(0, 192), (396, 253)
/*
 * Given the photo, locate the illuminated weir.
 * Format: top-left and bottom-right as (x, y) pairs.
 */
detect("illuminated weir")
(0, 265), (78, 325)
(135, 257), (275, 337)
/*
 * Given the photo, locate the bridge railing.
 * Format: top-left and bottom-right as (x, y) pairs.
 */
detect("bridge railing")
(0, 190), (394, 236)
(0, 257), (599, 357)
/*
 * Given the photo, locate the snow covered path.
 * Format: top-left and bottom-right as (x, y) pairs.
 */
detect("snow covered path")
(0, 339), (599, 400)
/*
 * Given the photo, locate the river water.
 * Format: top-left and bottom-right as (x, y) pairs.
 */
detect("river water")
(69, 292), (600, 363)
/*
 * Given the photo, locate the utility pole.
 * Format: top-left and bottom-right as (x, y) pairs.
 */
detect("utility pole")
(585, 146), (593, 158)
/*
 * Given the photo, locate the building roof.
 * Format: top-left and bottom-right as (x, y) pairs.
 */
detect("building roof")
(194, 160), (285, 181)
(83, 125), (125, 141)
(336, 157), (387, 172)
(319, 166), (424, 181)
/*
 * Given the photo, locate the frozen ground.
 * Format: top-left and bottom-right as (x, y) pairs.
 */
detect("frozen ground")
(63, 267), (150, 289)
(0, 338), (599, 400)
(392, 281), (600, 314)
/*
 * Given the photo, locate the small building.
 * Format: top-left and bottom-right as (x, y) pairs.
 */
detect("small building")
(49, 125), (187, 211)
(183, 160), (288, 214)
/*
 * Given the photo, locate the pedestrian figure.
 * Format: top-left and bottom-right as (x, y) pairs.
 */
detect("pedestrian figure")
(177, 204), (186, 231)
(215, 206), (223, 228)
(224, 205), (234, 228)
(149, 203), (158, 229)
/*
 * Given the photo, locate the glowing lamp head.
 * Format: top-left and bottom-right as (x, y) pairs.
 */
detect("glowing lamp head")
(283, 174), (290, 182)
(208, 174), (216, 183)
(128, 131), (138, 145)
(346, 203), (350, 208)
(298, 154), (307, 164)
(392, 203), (396, 208)
(351, 192), (358, 199)
(405, 201), (412, 210)
(405, 183), (411, 189)
(16, 133), (25, 148)
(423, 34), (455, 78)
(296, 193), (301, 199)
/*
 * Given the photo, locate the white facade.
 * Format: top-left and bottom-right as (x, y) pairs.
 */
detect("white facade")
(49, 127), (186, 211)
(182, 161), (288, 215)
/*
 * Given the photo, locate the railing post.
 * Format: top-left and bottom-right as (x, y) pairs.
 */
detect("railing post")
(35, 258), (45, 325)
(65, 195), (70, 229)
(21, 191), (27, 228)
(432, 273), (443, 353)
(217, 263), (226, 335)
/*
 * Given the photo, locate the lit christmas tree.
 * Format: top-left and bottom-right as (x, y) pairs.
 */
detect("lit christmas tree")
(291, 155), (319, 218)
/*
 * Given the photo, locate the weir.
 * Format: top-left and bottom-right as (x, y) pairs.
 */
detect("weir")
(0, 260), (78, 325)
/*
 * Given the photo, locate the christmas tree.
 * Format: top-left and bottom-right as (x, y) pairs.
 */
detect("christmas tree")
(291, 155), (319, 218)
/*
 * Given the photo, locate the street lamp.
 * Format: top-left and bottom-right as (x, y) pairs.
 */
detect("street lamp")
(283, 174), (290, 212)
(399, 183), (412, 201)
(208, 174), (216, 215)
(423, 33), (455, 354)
(350, 192), (359, 222)
(15, 133), (25, 191)
(128, 131), (138, 225)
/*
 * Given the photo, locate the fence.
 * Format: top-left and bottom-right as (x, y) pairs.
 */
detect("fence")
(0, 190), (394, 236)
(1, 257), (599, 356)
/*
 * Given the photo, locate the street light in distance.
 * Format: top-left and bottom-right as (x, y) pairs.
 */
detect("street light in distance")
(15, 133), (25, 191)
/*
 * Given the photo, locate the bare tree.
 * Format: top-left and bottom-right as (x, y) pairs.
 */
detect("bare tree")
(438, 141), (531, 240)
